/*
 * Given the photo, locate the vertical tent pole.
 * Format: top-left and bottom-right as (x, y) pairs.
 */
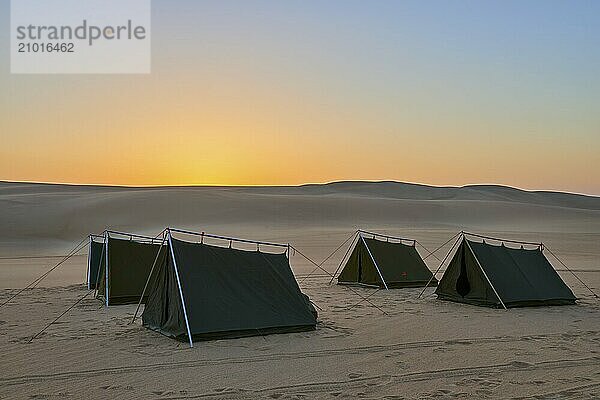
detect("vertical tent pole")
(105, 231), (109, 307)
(361, 235), (389, 290)
(86, 235), (92, 290)
(168, 229), (194, 348)
(465, 239), (507, 310)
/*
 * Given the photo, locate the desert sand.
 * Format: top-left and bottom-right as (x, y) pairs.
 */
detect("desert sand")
(0, 181), (599, 399)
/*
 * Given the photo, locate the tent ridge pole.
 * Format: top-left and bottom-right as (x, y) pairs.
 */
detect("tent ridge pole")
(357, 229), (413, 243)
(465, 239), (507, 310)
(462, 231), (542, 247)
(361, 235), (389, 290)
(168, 227), (288, 249)
(104, 230), (160, 241)
(168, 229), (194, 348)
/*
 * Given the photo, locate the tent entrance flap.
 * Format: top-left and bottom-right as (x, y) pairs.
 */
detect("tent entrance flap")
(455, 242), (471, 297)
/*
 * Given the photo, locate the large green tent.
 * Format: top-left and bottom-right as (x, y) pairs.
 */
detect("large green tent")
(337, 232), (437, 289)
(96, 233), (167, 306)
(435, 236), (576, 308)
(142, 229), (317, 346)
(86, 235), (105, 290)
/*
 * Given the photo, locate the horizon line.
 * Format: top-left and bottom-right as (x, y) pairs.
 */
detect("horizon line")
(1, 179), (598, 198)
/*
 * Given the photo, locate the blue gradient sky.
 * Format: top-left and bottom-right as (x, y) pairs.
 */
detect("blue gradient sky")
(1, 1), (599, 194)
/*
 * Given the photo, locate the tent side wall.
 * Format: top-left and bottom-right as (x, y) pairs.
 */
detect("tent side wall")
(469, 241), (576, 307)
(172, 238), (317, 341)
(98, 238), (167, 305)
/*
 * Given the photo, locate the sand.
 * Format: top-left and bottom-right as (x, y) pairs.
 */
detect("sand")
(0, 181), (599, 399)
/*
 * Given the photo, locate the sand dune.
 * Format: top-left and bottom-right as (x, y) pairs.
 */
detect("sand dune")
(0, 181), (599, 399)
(1, 181), (599, 255)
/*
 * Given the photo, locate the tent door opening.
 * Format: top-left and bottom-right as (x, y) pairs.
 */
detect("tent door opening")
(455, 244), (471, 297)
(357, 248), (363, 282)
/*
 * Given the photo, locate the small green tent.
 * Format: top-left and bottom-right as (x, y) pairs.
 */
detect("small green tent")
(337, 232), (437, 289)
(95, 232), (167, 306)
(86, 234), (105, 290)
(142, 229), (317, 346)
(435, 236), (576, 308)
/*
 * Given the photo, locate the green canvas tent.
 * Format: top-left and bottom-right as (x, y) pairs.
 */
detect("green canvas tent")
(86, 234), (105, 290)
(336, 231), (437, 289)
(435, 235), (576, 308)
(95, 231), (167, 306)
(141, 228), (317, 346)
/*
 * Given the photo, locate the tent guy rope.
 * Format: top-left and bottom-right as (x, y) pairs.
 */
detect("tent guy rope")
(27, 288), (95, 343)
(0, 236), (89, 309)
(544, 246), (599, 299)
(298, 229), (358, 285)
(290, 245), (388, 315)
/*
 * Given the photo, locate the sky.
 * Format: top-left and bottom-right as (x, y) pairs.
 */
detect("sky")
(1, 0), (599, 194)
